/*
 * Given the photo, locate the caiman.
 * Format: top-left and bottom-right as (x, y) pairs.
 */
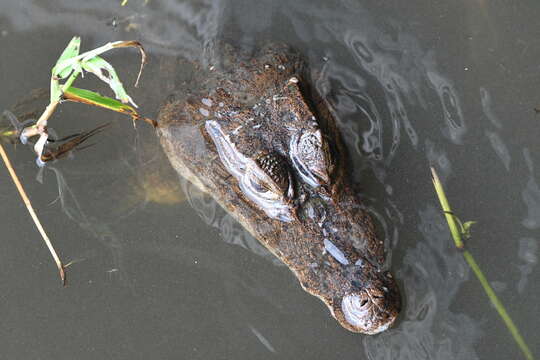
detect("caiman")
(157, 43), (401, 334)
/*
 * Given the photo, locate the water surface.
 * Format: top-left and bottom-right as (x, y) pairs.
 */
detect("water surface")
(0, 1), (539, 359)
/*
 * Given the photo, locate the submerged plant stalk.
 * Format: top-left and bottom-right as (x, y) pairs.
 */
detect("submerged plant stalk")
(0, 143), (66, 285)
(430, 167), (534, 360)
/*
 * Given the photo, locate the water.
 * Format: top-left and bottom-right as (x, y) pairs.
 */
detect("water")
(1, 0), (539, 359)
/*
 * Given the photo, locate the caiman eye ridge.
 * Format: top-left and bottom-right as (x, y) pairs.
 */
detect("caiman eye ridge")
(205, 120), (294, 222)
(290, 129), (333, 187)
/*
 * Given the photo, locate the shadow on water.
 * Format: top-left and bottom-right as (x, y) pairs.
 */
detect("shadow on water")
(1, 0), (538, 359)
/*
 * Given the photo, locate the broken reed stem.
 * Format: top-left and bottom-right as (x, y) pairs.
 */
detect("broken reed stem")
(430, 167), (534, 360)
(35, 100), (59, 131)
(0, 143), (66, 285)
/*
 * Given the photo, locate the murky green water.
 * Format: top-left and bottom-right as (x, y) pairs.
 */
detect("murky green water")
(1, 1), (539, 359)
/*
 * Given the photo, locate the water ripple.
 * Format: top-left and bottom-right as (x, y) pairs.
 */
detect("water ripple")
(521, 148), (540, 230)
(486, 131), (511, 171)
(181, 179), (282, 265)
(2, 0), (223, 57)
(517, 237), (538, 294)
(425, 139), (452, 180)
(426, 70), (467, 144)
(480, 87), (503, 129)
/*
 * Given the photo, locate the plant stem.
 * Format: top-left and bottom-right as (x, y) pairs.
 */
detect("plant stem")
(0, 143), (66, 285)
(35, 101), (59, 131)
(430, 167), (533, 360)
(430, 167), (464, 249)
(61, 69), (81, 95)
(33, 67), (80, 131)
(462, 251), (533, 360)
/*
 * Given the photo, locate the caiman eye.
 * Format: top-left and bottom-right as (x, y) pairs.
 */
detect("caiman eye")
(239, 152), (294, 222)
(255, 153), (291, 195)
(290, 129), (334, 187)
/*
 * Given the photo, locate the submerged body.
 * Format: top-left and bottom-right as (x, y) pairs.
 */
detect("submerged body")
(157, 43), (400, 334)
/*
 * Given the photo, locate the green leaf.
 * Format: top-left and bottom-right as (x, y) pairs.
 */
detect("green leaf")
(81, 56), (136, 107)
(63, 87), (156, 127)
(462, 221), (477, 239)
(63, 87), (138, 114)
(52, 36), (81, 79)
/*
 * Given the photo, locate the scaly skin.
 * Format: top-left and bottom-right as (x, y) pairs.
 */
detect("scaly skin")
(157, 43), (401, 334)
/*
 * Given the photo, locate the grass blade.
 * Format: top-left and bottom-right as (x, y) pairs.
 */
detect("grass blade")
(63, 87), (156, 127)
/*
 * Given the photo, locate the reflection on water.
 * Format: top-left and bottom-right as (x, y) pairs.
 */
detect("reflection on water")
(480, 87), (503, 128)
(522, 149), (540, 230)
(426, 68), (467, 145)
(43, 165), (132, 284)
(2, 0), (223, 57)
(1, 0), (539, 359)
(517, 237), (537, 294)
(248, 324), (277, 354)
(481, 87), (511, 171)
(486, 131), (511, 171)
(181, 178), (283, 265)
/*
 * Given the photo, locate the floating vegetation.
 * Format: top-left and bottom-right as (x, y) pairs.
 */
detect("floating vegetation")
(0, 36), (154, 285)
(431, 167), (534, 360)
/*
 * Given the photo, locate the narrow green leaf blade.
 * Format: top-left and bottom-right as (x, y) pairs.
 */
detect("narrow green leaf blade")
(63, 86), (138, 114)
(52, 37), (81, 79)
(63, 87), (156, 127)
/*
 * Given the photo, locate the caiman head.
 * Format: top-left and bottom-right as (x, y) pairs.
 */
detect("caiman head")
(158, 43), (401, 334)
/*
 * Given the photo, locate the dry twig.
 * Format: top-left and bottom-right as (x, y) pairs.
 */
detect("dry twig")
(0, 143), (66, 285)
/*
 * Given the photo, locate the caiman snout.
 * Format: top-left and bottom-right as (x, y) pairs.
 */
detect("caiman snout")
(298, 195), (401, 334)
(334, 267), (401, 334)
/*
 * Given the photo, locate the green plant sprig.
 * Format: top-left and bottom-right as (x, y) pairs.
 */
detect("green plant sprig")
(20, 36), (151, 163)
(431, 167), (534, 360)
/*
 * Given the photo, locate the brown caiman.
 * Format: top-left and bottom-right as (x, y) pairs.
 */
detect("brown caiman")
(157, 43), (401, 334)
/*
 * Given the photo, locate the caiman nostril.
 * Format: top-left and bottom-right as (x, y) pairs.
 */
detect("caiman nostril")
(341, 292), (398, 334)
